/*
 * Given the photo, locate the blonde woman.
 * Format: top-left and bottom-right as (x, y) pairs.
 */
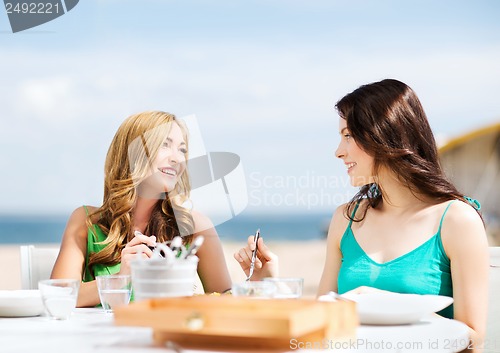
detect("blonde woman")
(52, 111), (231, 307)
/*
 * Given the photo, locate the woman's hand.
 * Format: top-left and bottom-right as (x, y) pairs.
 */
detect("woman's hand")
(233, 236), (279, 280)
(118, 232), (156, 275)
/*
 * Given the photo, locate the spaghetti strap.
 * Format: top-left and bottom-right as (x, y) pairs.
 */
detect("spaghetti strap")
(82, 205), (96, 241)
(348, 201), (361, 228)
(437, 200), (456, 234)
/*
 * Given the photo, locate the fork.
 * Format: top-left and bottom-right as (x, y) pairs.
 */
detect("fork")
(246, 229), (260, 281)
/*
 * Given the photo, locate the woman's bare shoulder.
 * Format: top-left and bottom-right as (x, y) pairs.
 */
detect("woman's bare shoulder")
(440, 199), (483, 229)
(327, 203), (352, 243)
(331, 199), (367, 226)
(331, 202), (349, 223)
(440, 199), (487, 254)
(191, 209), (215, 234)
(64, 205), (99, 241)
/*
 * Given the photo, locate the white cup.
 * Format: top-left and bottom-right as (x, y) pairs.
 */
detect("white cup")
(38, 279), (79, 320)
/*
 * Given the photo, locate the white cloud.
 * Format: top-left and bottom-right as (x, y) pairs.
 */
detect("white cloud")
(16, 76), (78, 123)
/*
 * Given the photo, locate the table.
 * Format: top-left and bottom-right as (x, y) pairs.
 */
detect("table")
(0, 309), (470, 353)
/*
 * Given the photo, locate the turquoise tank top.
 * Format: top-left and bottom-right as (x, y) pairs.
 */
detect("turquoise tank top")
(338, 201), (454, 319)
(83, 206), (121, 282)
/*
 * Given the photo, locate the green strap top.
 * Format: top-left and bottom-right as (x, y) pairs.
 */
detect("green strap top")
(338, 201), (455, 319)
(83, 206), (121, 282)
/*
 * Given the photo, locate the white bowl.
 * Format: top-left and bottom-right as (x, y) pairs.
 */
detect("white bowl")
(131, 257), (198, 299)
(133, 278), (194, 297)
(231, 281), (277, 299)
(0, 290), (44, 317)
(340, 292), (454, 325)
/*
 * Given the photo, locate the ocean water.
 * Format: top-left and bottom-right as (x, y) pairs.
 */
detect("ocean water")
(0, 213), (331, 245)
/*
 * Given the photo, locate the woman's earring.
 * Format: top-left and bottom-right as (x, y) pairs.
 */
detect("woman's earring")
(368, 183), (381, 198)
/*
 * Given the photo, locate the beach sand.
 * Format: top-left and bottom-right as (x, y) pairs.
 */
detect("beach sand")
(0, 240), (327, 298)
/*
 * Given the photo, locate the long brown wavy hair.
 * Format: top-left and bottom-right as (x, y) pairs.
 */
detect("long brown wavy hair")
(335, 79), (476, 222)
(87, 111), (194, 269)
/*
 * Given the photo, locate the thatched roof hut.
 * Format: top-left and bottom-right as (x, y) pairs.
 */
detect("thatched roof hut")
(439, 122), (500, 245)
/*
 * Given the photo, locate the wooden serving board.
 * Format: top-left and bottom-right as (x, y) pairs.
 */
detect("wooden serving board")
(113, 295), (358, 350)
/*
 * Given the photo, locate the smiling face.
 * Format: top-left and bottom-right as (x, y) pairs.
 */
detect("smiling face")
(154, 122), (187, 190)
(335, 118), (375, 187)
(138, 122), (188, 197)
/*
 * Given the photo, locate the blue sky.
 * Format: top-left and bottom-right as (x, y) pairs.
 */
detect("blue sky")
(0, 0), (499, 215)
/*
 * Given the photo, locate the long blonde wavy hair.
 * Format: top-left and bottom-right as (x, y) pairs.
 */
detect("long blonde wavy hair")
(87, 111), (194, 269)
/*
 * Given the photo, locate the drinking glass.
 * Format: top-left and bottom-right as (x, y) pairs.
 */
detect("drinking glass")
(96, 274), (132, 313)
(38, 279), (80, 320)
(231, 281), (277, 299)
(263, 277), (303, 298)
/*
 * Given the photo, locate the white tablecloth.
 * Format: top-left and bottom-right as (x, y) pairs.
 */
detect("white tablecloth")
(0, 309), (470, 353)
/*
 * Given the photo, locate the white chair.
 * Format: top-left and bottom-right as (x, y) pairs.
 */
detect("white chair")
(19, 245), (60, 290)
(486, 247), (500, 352)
